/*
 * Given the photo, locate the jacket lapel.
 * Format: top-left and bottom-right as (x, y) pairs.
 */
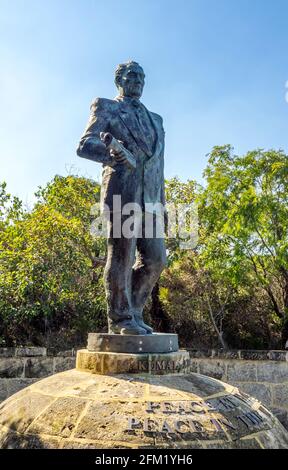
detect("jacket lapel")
(118, 101), (160, 157)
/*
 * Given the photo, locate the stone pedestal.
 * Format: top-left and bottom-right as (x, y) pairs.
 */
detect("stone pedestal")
(78, 332), (187, 375)
(76, 349), (190, 375)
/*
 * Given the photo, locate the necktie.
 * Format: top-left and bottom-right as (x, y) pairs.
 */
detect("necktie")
(131, 102), (156, 156)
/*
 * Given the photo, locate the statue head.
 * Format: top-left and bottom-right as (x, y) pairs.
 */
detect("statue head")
(115, 61), (145, 99)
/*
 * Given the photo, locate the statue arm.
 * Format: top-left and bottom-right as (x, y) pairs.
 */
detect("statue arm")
(159, 122), (168, 229)
(77, 99), (114, 165)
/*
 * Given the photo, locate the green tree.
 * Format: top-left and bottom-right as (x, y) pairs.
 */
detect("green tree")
(0, 176), (106, 348)
(199, 146), (288, 345)
(165, 176), (199, 262)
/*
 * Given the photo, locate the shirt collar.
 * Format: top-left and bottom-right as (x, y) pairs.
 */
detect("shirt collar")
(115, 95), (143, 108)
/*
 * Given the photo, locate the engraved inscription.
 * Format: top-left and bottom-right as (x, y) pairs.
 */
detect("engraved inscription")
(146, 401), (209, 414)
(237, 411), (264, 430)
(127, 415), (233, 435)
(137, 358), (191, 373)
(125, 398), (267, 439)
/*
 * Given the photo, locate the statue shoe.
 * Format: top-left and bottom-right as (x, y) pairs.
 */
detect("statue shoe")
(133, 311), (153, 334)
(109, 318), (147, 335)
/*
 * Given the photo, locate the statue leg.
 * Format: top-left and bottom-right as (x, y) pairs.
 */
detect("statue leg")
(104, 211), (146, 335)
(131, 215), (167, 333)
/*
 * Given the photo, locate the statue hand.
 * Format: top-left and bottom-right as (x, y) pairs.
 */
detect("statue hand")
(110, 148), (127, 164)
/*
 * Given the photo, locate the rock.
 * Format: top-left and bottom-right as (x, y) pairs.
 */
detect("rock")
(273, 384), (288, 408)
(0, 367), (287, 449)
(24, 358), (54, 378)
(0, 349), (15, 358)
(0, 358), (25, 378)
(227, 363), (257, 382)
(198, 361), (226, 380)
(257, 362), (288, 383)
(54, 357), (76, 373)
(15, 348), (46, 357)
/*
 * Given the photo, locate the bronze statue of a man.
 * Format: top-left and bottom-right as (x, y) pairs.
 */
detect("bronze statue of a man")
(77, 61), (167, 335)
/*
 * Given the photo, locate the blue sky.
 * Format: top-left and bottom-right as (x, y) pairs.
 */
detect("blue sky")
(0, 0), (288, 205)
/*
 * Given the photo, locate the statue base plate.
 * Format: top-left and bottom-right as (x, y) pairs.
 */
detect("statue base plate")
(76, 349), (190, 375)
(87, 332), (178, 354)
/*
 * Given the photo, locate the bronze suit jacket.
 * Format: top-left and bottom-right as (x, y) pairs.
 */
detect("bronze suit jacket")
(77, 97), (165, 213)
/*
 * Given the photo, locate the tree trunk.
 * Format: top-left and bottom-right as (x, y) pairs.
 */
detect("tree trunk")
(205, 294), (229, 349)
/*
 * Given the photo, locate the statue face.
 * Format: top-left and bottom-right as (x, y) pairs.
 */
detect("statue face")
(118, 66), (145, 99)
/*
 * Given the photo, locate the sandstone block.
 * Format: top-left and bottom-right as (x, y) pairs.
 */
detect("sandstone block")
(25, 358), (54, 378)
(198, 361), (226, 380)
(257, 362), (288, 383)
(0, 358), (25, 378)
(227, 363), (257, 382)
